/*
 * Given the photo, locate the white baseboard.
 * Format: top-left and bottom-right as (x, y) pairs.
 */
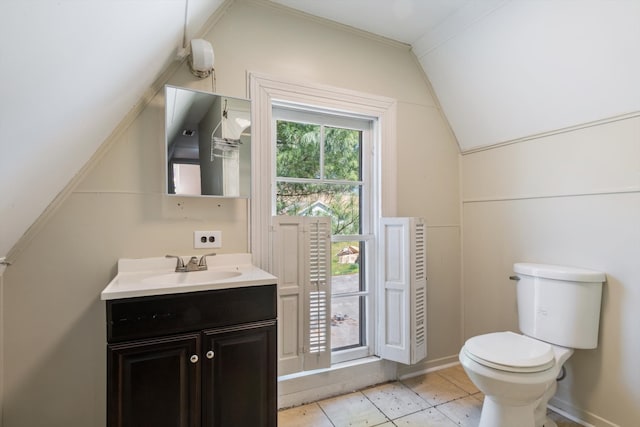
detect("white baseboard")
(549, 397), (621, 427)
(397, 354), (460, 380)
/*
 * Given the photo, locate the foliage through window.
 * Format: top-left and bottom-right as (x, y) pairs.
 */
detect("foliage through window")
(276, 122), (361, 235)
(274, 106), (373, 356)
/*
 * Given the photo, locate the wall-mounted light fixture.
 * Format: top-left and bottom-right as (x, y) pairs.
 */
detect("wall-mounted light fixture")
(189, 38), (214, 78)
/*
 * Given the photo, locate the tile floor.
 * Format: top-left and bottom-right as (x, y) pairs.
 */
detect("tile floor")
(278, 364), (581, 427)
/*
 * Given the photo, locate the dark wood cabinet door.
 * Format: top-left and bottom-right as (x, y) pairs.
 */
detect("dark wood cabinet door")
(108, 333), (201, 427)
(202, 322), (277, 427)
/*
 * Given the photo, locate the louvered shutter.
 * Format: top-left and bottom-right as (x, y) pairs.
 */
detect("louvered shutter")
(411, 220), (427, 363)
(271, 216), (332, 375)
(303, 217), (332, 371)
(378, 217), (427, 365)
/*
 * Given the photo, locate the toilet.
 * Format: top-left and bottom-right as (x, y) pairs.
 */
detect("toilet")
(459, 263), (606, 427)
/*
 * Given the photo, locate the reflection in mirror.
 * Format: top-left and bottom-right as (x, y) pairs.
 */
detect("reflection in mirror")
(165, 85), (251, 197)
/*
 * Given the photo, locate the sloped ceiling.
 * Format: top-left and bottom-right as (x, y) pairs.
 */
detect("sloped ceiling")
(269, 0), (476, 44)
(1, 0), (639, 261)
(0, 0), (225, 259)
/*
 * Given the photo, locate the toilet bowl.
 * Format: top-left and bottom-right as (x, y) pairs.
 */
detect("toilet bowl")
(459, 263), (606, 427)
(460, 331), (573, 427)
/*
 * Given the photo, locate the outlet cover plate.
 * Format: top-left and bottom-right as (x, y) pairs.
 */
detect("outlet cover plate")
(194, 230), (222, 249)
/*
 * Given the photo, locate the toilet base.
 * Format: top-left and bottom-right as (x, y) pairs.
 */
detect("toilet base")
(479, 380), (559, 427)
(478, 397), (537, 427)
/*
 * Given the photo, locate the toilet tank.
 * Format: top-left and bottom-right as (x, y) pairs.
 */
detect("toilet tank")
(514, 263), (606, 349)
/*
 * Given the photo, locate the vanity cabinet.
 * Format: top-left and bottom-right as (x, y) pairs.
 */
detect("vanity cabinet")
(201, 323), (275, 427)
(107, 333), (201, 427)
(106, 285), (276, 427)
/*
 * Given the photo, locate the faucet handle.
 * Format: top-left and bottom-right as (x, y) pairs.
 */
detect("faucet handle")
(166, 254), (185, 271)
(198, 253), (217, 268)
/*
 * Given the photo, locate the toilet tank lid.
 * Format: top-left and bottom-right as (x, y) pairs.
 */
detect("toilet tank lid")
(514, 263), (605, 283)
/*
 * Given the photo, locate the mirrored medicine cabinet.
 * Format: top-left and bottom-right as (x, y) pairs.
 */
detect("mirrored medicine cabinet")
(165, 85), (251, 198)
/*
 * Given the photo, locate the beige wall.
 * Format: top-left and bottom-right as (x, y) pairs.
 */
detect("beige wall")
(396, 101), (462, 366)
(0, 1), (460, 426)
(461, 116), (640, 426)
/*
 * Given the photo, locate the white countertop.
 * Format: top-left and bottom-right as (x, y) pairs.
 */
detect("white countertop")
(101, 253), (277, 300)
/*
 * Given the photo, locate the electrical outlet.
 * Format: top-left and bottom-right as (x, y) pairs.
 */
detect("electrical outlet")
(194, 230), (222, 249)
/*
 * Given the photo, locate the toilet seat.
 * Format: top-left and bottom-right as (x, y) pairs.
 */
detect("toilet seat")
(464, 331), (555, 373)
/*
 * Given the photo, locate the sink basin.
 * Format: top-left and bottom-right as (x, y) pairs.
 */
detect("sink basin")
(101, 254), (279, 300)
(142, 270), (242, 286)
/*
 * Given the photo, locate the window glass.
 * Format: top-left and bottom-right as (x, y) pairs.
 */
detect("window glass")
(275, 113), (370, 354)
(275, 182), (360, 235)
(276, 121), (320, 179)
(324, 127), (361, 181)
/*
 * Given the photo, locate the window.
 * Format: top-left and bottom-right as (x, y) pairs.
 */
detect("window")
(273, 106), (374, 362)
(249, 73), (399, 375)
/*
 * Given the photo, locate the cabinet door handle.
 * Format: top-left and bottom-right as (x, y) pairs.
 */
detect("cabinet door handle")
(206, 350), (215, 359)
(190, 354), (199, 364)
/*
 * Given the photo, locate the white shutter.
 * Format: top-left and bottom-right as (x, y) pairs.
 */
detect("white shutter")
(271, 216), (332, 375)
(378, 217), (427, 365)
(303, 217), (332, 371)
(271, 217), (305, 375)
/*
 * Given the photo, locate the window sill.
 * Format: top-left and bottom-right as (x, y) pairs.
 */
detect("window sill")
(278, 356), (381, 382)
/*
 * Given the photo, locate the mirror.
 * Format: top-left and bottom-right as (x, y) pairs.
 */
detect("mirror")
(165, 85), (251, 197)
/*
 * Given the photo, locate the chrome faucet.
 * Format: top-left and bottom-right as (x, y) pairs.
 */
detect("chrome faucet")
(166, 253), (216, 272)
(185, 256), (200, 272)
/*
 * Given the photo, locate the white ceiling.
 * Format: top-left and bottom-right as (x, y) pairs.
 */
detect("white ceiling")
(1, 0), (638, 261)
(269, 0), (475, 45)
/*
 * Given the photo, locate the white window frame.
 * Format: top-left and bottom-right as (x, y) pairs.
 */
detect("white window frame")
(272, 106), (374, 364)
(249, 72), (397, 367)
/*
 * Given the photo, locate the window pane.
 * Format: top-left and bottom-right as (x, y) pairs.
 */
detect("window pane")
(324, 127), (361, 181)
(276, 183), (361, 235)
(332, 241), (361, 295)
(276, 121), (320, 179)
(331, 295), (365, 350)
